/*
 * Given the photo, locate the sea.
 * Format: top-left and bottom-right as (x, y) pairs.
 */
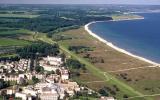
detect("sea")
(89, 13), (160, 63)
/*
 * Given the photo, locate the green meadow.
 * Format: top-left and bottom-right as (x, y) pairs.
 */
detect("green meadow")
(0, 28), (33, 36)
(0, 38), (30, 46)
(0, 28), (33, 47)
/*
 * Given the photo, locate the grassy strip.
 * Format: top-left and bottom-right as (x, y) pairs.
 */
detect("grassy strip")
(0, 54), (17, 58)
(112, 14), (144, 20)
(0, 29), (33, 36)
(0, 38), (31, 46)
(0, 14), (39, 18)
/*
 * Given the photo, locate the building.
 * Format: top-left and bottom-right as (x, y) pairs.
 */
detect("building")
(35, 82), (50, 90)
(3, 75), (18, 81)
(23, 86), (37, 96)
(60, 68), (69, 80)
(99, 96), (115, 100)
(46, 56), (63, 66)
(40, 93), (59, 100)
(6, 88), (16, 95)
(15, 92), (27, 100)
(42, 64), (59, 72)
(39, 87), (59, 100)
(46, 74), (60, 83)
(39, 56), (63, 72)
(60, 81), (80, 96)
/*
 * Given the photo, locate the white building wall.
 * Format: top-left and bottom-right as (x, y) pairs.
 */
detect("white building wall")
(15, 92), (27, 100)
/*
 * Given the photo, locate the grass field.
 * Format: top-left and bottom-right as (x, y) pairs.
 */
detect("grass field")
(0, 38), (31, 46)
(0, 28), (33, 36)
(0, 28), (36, 47)
(59, 43), (152, 100)
(0, 54), (17, 58)
(0, 14), (39, 18)
(112, 14), (144, 20)
(0, 28), (35, 57)
(49, 27), (160, 100)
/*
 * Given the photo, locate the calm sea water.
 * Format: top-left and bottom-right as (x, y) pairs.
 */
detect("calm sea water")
(89, 13), (160, 63)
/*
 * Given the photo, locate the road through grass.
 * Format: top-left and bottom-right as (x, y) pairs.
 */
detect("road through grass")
(59, 44), (153, 100)
(37, 32), (153, 100)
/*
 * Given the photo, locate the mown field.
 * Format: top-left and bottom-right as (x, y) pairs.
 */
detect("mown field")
(56, 27), (160, 100)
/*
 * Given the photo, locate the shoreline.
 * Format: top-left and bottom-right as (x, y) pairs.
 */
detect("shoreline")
(84, 19), (159, 66)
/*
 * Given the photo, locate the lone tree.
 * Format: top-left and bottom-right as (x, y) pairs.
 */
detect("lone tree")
(35, 66), (44, 73)
(32, 76), (39, 84)
(98, 88), (109, 96)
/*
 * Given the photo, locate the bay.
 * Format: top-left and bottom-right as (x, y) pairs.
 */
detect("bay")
(89, 13), (160, 63)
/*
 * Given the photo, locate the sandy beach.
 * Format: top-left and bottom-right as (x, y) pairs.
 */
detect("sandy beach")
(84, 19), (159, 66)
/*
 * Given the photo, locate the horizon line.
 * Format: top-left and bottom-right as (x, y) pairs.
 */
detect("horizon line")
(0, 3), (160, 6)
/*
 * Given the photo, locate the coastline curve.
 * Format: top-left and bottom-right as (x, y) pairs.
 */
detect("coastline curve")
(84, 19), (159, 66)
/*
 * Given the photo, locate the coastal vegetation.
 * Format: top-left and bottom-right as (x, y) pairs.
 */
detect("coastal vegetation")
(56, 27), (160, 99)
(1, 4), (160, 99)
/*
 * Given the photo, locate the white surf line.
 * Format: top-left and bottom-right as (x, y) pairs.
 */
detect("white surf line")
(84, 20), (159, 66)
(124, 93), (160, 100)
(108, 65), (158, 73)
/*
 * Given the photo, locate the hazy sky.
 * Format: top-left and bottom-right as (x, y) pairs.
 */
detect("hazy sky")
(0, 0), (160, 5)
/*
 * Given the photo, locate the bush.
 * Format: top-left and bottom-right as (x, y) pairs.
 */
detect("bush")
(66, 59), (85, 69)
(32, 76), (39, 84)
(35, 66), (44, 73)
(98, 88), (109, 96)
